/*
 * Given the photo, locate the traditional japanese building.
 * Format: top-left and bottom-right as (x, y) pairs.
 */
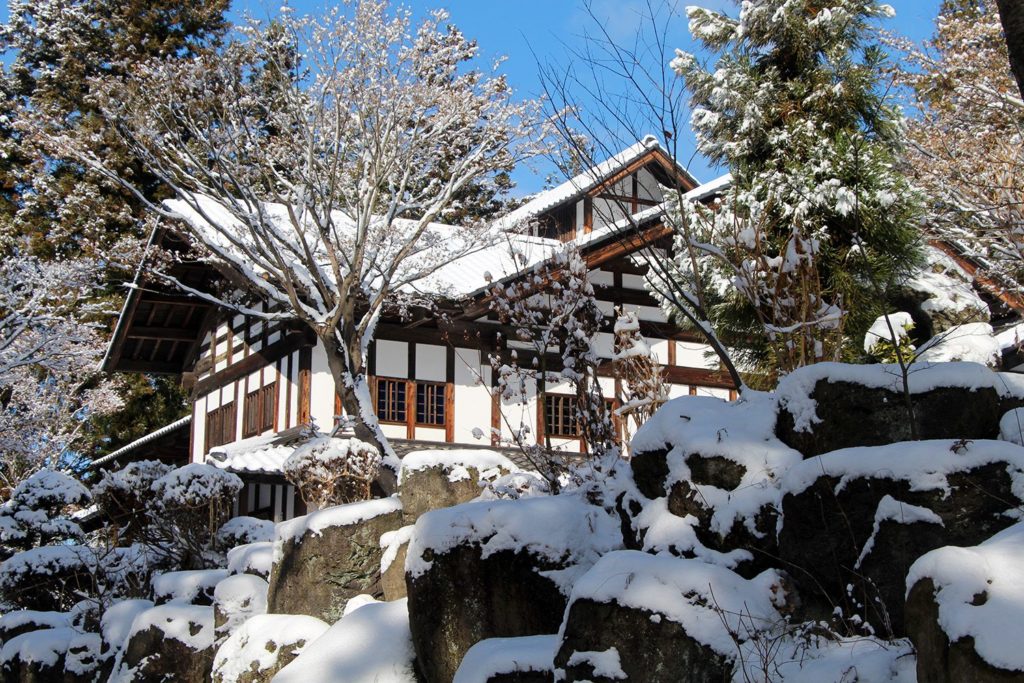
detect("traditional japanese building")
(100, 138), (736, 520)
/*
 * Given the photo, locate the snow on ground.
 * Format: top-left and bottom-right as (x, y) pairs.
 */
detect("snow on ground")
(397, 449), (518, 485)
(907, 521), (1024, 672)
(276, 496), (402, 547)
(213, 573), (268, 636)
(479, 472), (551, 500)
(272, 598), (417, 683)
(152, 568), (229, 604)
(771, 637), (917, 682)
(212, 613), (328, 683)
(776, 361), (1003, 433)
(0, 626), (76, 669)
(406, 494), (622, 594)
(227, 541), (273, 577)
(917, 323), (1001, 366)
(453, 635), (558, 683)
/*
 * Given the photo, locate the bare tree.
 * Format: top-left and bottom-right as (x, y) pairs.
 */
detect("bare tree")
(54, 1), (544, 467)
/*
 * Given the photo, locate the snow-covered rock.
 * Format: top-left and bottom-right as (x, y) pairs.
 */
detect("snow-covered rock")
(0, 626), (78, 682)
(398, 449), (518, 519)
(906, 521), (1024, 682)
(777, 439), (1024, 636)
(917, 323), (1001, 367)
(454, 635), (558, 683)
(109, 603), (216, 683)
(554, 550), (785, 682)
(227, 542), (273, 579)
(379, 525), (414, 602)
(0, 609), (73, 643)
(1000, 408), (1024, 446)
(211, 613), (328, 683)
(406, 494), (622, 683)
(626, 392), (800, 573)
(904, 245), (989, 337)
(97, 599), (153, 679)
(152, 568), (229, 605)
(272, 598), (417, 683)
(267, 497), (404, 622)
(213, 573), (268, 639)
(775, 361), (1004, 456)
(218, 516), (275, 548)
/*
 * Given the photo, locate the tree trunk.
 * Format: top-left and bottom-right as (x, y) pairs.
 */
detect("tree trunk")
(997, 0), (1024, 99)
(321, 333), (399, 495)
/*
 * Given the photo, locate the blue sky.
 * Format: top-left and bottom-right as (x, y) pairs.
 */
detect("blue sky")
(227, 0), (936, 194)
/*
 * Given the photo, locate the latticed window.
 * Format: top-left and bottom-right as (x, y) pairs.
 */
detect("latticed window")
(544, 394), (580, 437)
(243, 383), (277, 437)
(376, 378), (407, 423)
(416, 382), (446, 426)
(205, 402), (236, 451)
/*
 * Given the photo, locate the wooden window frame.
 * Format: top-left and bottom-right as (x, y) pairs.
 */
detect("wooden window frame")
(374, 377), (409, 425)
(541, 393), (582, 439)
(205, 401), (237, 452)
(243, 382), (277, 438)
(372, 376), (454, 441)
(415, 381), (447, 427)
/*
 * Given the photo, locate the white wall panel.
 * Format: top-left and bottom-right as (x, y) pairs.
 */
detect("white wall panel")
(376, 340), (408, 378)
(416, 344), (446, 382)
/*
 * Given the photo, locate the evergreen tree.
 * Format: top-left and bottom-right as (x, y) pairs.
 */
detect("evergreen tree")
(668, 0), (922, 378)
(0, 0), (230, 462)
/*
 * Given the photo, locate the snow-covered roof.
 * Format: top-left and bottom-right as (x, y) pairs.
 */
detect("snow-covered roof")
(88, 415), (192, 470)
(206, 429), (311, 475)
(491, 136), (699, 232)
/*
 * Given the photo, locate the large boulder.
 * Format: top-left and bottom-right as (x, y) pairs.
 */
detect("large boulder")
(380, 525), (415, 602)
(226, 542), (273, 580)
(213, 574), (268, 640)
(94, 599), (153, 682)
(454, 635), (557, 683)
(211, 614), (328, 683)
(903, 245), (990, 338)
(108, 604), (215, 683)
(777, 439), (1024, 637)
(406, 494), (621, 683)
(905, 522), (1024, 683)
(152, 568), (229, 606)
(267, 497), (404, 623)
(775, 362), (1003, 457)
(273, 599), (418, 683)
(625, 394), (801, 576)
(554, 551), (785, 683)
(398, 450), (517, 520)
(0, 611), (72, 646)
(0, 627), (78, 683)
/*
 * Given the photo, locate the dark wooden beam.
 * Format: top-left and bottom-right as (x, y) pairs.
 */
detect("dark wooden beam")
(194, 330), (314, 396)
(115, 359), (186, 375)
(126, 326), (204, 342)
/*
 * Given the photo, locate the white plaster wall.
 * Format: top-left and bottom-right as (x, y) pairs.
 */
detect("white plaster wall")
(648, 339), (670, 363)
(380, 424), (407, 440)
(592, 197), (629, 229)
(592, 332), (615, 360)
(191, 398), (206, 462)
(678, 342), (719, 370)
(590, 269), (614, 286)
(454, 348), (492, 444)
(376, 340), (408, 378)
(622, 273), (646, 290)
(309, 341), (335, 431)
(416, 344), (446, 382)
(414, 427), (446, 442)
(637, 167), (663, 202)
(667, 383), (690, 399)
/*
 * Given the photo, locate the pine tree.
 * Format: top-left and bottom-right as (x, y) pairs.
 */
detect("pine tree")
(669, 0), (923, 377)
(0, 0), (231, 462)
